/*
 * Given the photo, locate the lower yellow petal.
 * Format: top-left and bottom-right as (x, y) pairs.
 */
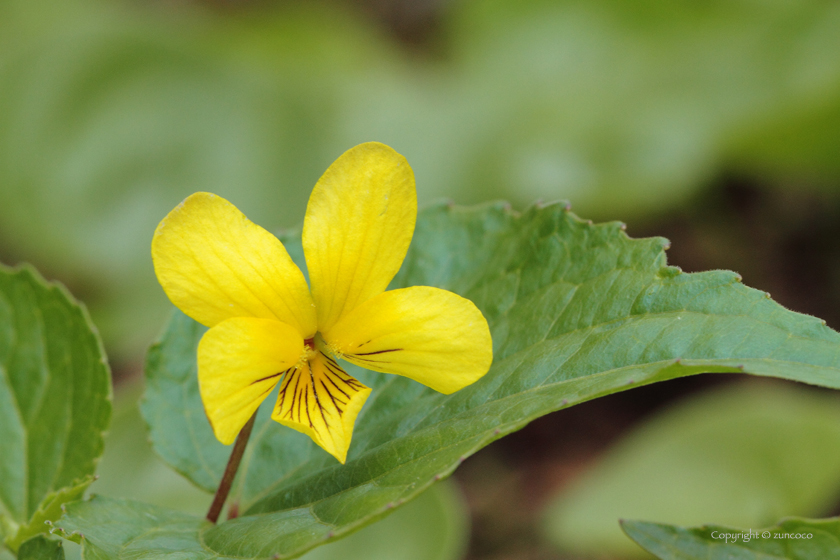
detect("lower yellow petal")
(324, 286), (493, 394)
(271, 351), (371, 463)
(198, 317), (304, 445)
(152, 192), (317, 336)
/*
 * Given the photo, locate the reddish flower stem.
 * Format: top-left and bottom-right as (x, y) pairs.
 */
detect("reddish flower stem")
(206, 411), (258, 523)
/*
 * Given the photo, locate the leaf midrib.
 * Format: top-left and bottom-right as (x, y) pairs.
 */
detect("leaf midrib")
(239, 358), (740, 518)
(239, 299), (840, 512)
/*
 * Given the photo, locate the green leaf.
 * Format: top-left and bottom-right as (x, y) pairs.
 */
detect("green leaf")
(621, 517), (840, 560)
(56, 481), (467, 560)
(541, 382), (840, 558)
(5, 476), (93, 553)
(17, 536), (64, 560)
(0, 263), (111, 525)
(139, 202), (840, 558)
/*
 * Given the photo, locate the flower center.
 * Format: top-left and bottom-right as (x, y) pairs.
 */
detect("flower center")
(295, 337), (317, 368)
(298, 333), (345, 370)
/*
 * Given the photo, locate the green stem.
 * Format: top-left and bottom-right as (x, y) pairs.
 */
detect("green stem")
(206, 411), (258, 524)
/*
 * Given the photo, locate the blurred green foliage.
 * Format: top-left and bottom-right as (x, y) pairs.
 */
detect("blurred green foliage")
(543, 382), (840, 558)
(1, 0), (840, 362)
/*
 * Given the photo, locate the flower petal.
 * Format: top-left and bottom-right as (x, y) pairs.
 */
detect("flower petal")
(271, 351), (371, 463)
(198, 317), (304, 445)
(303, 142), (417, 333)
(325, 286), (493, 394)
(153, 192), (317, 336)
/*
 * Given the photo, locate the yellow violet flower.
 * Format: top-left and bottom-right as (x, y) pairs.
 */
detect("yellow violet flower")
(152, 142), (493, 463)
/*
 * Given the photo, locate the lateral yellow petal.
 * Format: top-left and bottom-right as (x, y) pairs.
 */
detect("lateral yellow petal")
(198, 317), (304, 445)
(325, 286), (493, 394)
(153, 192), (317, 336)
(271, 351), (371, 463)
(303, 142), (417, 333)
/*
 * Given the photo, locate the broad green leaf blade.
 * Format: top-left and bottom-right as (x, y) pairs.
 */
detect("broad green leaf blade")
(142, 202), (840, 558)
(621, 517), (840, 560)
(18, 536), (64, 560)
(0, 264), (111, 523)
(55, 482), (467, 560)
(6, 476), (93, 553)
(542, 382), (840, 558)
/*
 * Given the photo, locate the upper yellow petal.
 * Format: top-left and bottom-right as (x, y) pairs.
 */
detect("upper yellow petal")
(152, 192), (317, 336)
(324, 286), (493, 394)
(198, 317), (304, 445)
(303, 142), (417, 333)
(271, 351), (371, 463)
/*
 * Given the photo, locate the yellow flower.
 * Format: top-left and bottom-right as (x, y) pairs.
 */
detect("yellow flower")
(151, 142), (493, 463)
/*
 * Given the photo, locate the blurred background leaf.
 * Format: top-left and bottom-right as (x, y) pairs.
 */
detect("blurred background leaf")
(542, 382), (840, 558)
